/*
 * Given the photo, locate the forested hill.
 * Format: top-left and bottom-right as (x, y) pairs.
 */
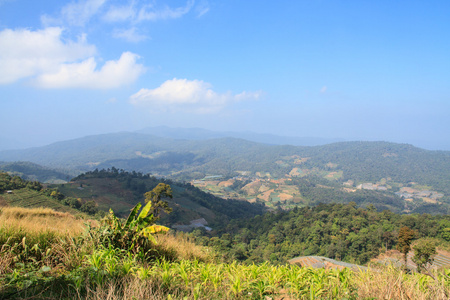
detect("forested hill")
(0, 132), (450, 186)
(193, 202), (450, 265)
(57, 169), (265, 227)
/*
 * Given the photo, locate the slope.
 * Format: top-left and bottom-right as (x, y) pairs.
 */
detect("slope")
(56, 169), (265, 227)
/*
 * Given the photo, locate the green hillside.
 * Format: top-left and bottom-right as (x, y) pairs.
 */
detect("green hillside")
(54, 169), (265, 227)
(0, 188), (82, 215)
(0, 172), (88, 216)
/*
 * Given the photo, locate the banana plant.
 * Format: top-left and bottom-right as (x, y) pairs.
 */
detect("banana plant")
(104, 200), (169, 253)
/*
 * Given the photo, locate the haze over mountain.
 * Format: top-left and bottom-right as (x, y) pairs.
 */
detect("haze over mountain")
(136, 126), (344, 146)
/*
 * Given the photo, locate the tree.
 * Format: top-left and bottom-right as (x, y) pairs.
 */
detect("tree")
(144, 183), (173, 220)
(412, 240), (437, 275)
(397, 226), (415, 269)
(80, 200), (98, 215)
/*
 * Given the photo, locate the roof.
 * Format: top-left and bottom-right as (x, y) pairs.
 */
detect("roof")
(288, 256), (368, 271)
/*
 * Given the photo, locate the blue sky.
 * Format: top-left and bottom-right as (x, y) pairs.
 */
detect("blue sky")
(0, 0), (449, 150)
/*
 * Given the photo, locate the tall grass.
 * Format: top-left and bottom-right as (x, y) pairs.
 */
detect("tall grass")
(0, 206), (87, 237)
(0, 207), (91, 276)
(354, 265), (449, 299)
(152, 232), (215, 263)
(1, 207), (450, 299)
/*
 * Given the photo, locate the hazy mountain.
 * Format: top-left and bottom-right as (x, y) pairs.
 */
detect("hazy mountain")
(0, 131), (448, 193)
(0, 161), (71, 183)
(136, 126), (344, 146)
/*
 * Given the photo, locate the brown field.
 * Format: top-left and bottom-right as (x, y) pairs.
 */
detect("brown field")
(289, 167), (301, 176)
(260, 189), (274, 202)
(218, 179), (234, 187)
(278, 193), (293, 201)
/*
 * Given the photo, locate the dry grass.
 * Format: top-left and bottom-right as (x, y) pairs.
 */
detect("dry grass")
(0, 206), (89, 237)
(154, 232), (214, 262)
(82, 277), (176, 300)
(354, 265), (450, 300)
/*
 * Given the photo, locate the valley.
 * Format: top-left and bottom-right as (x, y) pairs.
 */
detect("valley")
(1, 132), (449, 215)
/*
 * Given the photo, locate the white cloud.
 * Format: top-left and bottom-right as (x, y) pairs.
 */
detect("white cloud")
(112, 27), (148, 42)
(34, 52), (145, 89)
(0, 27), (95, 84)
(42, 0), (107, 27)
(130, 78), (261, 113)
(0, 27), (145, 88)
(320, 86), (327, 93)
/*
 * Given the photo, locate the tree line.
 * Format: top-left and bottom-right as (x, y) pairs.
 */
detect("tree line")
(191, 202), (450, 265)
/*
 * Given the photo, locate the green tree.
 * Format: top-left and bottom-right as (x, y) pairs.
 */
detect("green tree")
(412, 240), (437, 275)
(397, 226), (415, 269)
(144, 183), (173, 220)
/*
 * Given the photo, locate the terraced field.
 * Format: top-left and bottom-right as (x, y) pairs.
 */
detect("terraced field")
(1, 188), (81, 214)
(373, 250), (450, 271)
(289, 256), (368, 271)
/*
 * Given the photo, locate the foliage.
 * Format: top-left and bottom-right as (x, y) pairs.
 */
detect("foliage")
(192, 203), (450, 265)
(397, 226), (416, 268)
(144, 183), (173, 220)
(93, 184), (172, 258)
(413, 240), (437, 274)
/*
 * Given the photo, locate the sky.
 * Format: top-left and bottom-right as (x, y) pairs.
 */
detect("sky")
(0, 0), (449, 150)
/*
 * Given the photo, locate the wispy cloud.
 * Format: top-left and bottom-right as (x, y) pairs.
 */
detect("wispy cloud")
(42, 0), (200, 42)
(137, 0), (194, 22)
(112, 27), (148, 42)
(102, 1), (136, 23)
(320, 86), (327, 93)
(42, 0), (107, 27)
(34, 52), (145, 89)
(130, 78), (261, 114)
(103, 0), (199, 23)
(196, 0), (210, 17)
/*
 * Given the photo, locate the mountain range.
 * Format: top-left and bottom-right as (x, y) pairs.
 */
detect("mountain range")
(0, 127), (449, 214)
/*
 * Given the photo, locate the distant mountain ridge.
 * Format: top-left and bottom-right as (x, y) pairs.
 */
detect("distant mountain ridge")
(136, 126), (344, 146)
(0, 131), (448, 187)
(0, 129), (449, 215)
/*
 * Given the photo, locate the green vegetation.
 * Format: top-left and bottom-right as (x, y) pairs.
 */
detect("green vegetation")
(192, 202), (450, 265)
(413, 240), (438, 274)
(64, 168), (265, 225)
(2, 205), (450, 299)
(397, 226), (416, 268)
(0, 172), (95, 215)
